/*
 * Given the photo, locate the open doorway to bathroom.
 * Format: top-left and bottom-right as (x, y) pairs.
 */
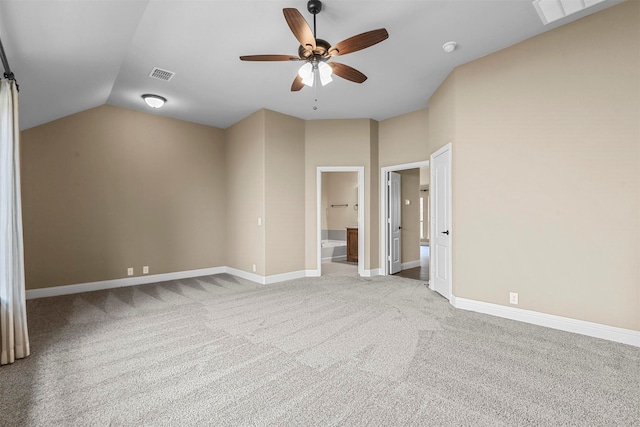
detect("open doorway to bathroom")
(317, 167), (364, 277)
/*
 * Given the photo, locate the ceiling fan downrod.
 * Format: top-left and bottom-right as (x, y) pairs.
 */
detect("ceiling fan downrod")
(307, 0), (322, 38)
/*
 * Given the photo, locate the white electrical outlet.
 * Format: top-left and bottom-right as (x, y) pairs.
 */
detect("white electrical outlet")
(257, 217), (262, 226)
(509, 292), (519, 305)
(143, 266), (149, 274)
(127, 267), (134, 276)
(252, 264), (257, 272)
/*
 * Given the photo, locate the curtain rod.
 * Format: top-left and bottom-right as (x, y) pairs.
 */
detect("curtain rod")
(0, 35), (15, 80)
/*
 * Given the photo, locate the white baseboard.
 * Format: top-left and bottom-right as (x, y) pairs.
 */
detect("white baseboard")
(451, 295), (640, 348)
(224, 267), (266, 284)
(27, 267), (317, 299)
(361, 268), (380, 277)
(401, 260), (421, 270)
(264, 270), (307, 284)
(305, 270), (320, 277)
(25, 266), (226, 299)
(226, 268), (308, 285)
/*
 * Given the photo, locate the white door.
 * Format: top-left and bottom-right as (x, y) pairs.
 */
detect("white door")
(430, 144), (452, 299)
(389, 171), (402, 274)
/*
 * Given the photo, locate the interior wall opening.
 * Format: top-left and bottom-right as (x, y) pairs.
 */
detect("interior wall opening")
(380, 161), (430, 281)
(316, 167), (364, 277)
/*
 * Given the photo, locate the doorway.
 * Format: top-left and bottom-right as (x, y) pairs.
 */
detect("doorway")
(316, 167), (365, 277)
(380, 161), (429, 277)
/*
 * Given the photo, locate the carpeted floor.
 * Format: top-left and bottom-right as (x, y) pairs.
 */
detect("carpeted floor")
(1, 274), (638, 426)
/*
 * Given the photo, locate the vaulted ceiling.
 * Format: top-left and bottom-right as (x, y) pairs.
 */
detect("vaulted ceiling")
(0, 0), (622, 130)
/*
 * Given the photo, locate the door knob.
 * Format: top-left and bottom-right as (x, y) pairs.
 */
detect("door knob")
(441, 230), (449, 235)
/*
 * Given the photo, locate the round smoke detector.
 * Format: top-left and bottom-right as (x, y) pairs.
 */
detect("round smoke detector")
(442, 41), (457, 53)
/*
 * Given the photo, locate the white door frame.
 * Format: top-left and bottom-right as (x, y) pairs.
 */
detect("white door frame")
(380, 161), (429, 276)
(430, 143), (452, 299)
(317, 167), (365, 277)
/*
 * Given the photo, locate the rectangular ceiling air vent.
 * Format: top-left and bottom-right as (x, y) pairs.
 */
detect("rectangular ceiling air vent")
(532, 0), (606, 25)
(149, 67), (175, 82)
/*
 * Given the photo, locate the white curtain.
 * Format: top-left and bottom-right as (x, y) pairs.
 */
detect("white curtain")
(0, 78), (29, 365)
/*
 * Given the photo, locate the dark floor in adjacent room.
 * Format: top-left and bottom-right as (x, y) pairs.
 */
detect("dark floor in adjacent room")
(394, 245), (429, 282)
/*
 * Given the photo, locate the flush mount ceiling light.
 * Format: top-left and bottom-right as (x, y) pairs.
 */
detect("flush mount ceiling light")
(532, 0), (606, 25)
(442, 41), (457, 53)
(142, 94), (167, 108)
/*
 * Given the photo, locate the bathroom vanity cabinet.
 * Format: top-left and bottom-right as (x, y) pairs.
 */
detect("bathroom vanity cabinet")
(346, 227), (358, 263)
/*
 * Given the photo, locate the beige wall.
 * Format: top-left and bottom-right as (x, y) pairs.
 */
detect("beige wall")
(305, 119), (379, 271)
(225, 110), (265, 275)
(420, 166), (429, 187)
(322, 172), (358, 231)
(264, 110), (306, 276)
(447, 1), (639, 330)
(399, 169), (420, 263)
(21, 105), (226, 289)
(427, 71), (457, 156)
(379, 108), (429, 167)
(368, 120), (380, 269)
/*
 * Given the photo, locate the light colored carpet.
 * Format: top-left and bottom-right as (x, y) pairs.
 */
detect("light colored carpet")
(1, 274), (638, 426)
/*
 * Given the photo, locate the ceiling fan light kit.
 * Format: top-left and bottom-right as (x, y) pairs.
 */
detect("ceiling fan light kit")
(240, 0), (388, 91)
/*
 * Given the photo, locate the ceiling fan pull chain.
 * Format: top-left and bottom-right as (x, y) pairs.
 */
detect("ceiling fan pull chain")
(313, 75), (319, 110)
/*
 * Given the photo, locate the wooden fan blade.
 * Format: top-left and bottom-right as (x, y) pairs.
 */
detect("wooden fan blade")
(329, 28), (389, 57)
(240, 55), (300, 61)
(291, 75), (304, 91)
(283, 8), (316, 51)
(329, 62), (367, 83)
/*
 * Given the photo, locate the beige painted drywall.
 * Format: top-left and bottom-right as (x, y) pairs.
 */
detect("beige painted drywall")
(427, 71), (456, 156)
(20, 105), (226, 289)
(305, 119), (379, 271)
(379, 108), (429, 167)
(225, 110), (266, 275)
(420, 166), (429, 187)
(446, 0), (639, 330)
(323, 172), (358, 231)
(399, 169), (420, 263)
(264, 110), (306, 276)
(369, 120), (380, 269)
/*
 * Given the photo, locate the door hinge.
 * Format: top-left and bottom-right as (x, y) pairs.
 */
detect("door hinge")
(387, 256), (391, 261)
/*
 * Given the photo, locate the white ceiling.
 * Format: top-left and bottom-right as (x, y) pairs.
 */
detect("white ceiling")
(0, 0), (622, 130)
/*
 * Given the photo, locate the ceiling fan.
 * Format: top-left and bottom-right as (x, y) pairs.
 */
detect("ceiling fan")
(240, 0), (389, 91)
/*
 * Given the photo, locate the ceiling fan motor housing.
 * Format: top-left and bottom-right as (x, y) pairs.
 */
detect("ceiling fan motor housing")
(299, 38), (331, 59)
